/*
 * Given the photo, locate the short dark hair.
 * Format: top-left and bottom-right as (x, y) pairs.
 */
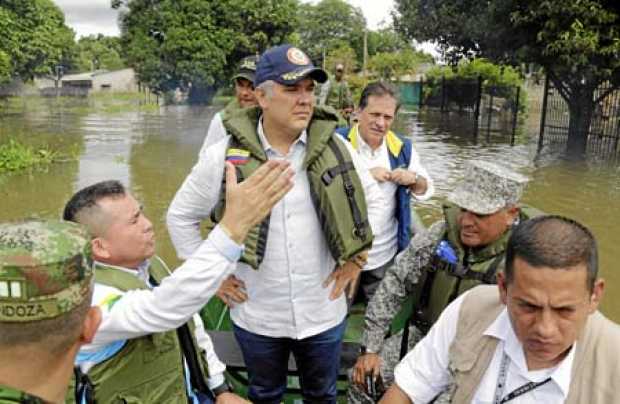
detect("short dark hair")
(63, 180), (126, 222)
(505, 215), (598, 291)
(359, 81), (400, 112)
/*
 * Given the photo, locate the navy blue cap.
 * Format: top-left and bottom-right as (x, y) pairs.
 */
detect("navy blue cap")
(254, 44), (328, 87)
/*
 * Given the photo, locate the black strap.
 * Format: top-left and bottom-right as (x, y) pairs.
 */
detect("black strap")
(74, 366), (94, 404)
(326, 139), (368, 240)
(399, 318), (411, 360)
(149, 276), (211, 396)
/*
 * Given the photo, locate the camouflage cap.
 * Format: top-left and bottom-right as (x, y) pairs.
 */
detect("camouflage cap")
(233, 55), (259, 84)
(0, 220), (93, 323)
(447, 160), (528, 215)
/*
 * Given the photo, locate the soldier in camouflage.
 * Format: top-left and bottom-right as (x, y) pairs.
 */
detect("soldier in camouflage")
(349, 160), (533, 403)
(0, 220), (100, 404)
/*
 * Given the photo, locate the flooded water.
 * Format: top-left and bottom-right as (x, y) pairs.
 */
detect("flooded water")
(1, 97), (618, 321)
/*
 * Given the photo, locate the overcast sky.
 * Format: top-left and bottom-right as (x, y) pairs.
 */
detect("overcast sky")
(52, 0), (396, 38)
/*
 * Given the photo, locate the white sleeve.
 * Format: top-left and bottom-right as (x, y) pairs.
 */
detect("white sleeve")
(167, 137), (228, 259)
(199, 112), (227, 159)
(192, 314), (227, 389)
(393, 291), (469, 403)
(407, 146), (435, 201)
(87, 226), (242, 348)
(335, 135), (386, 241)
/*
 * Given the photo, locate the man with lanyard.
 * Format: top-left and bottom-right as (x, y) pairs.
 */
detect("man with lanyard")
(63, 159), (292, 403)
(336, 81), (434, 303)
(0, 220), (101, 404)
(350, 160), (538, 403)
(167, 44), (384, 403)
(382, 215), (620, 403)
(199, 55), (259, 156)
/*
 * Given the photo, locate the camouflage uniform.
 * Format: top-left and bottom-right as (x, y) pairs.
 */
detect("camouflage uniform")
(348, 161), (528, 403)
(0, 220), (93, 403)
(324, 78), (353, 111)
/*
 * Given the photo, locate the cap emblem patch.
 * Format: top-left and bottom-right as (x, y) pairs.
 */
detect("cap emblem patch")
(287, 48), (310, 65)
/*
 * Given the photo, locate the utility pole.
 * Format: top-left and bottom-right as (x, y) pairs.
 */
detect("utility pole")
(363, 30), (368, 77)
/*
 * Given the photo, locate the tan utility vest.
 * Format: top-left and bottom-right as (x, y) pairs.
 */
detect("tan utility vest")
(205, 105), (373, 269)
(449, 285), (620, 404)
(67, 257), (209, 403)
(409, 205), (542, 332)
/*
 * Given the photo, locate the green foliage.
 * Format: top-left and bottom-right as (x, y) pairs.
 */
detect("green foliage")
(74, 35), (125, 73)
(346, 74), (370, 106)
(0, 0), (76, 81)
(0, 139), (59, 174)
(367, 27), (410, 55)
(296, 0), (366, 64)
(324, 45), (358, 74)
(424, 59), (526, 112)
(117, 0), (298, 98)
(368, 49), (434, 80)
(0, 50), (11, 84)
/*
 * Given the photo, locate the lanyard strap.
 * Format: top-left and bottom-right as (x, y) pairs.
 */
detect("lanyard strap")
(493, 352), (553, 404)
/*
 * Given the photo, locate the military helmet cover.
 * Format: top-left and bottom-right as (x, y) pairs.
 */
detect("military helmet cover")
(0, 220), (93, 322)
(447, 160), (528, 215)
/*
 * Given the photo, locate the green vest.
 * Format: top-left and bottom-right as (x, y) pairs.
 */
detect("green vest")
(68, 257), (209, 404)
(410, 205), (541, 332)
(0, 386), (43, 404)
(207, 105), (374, 269)
(220, 98), (241, 121)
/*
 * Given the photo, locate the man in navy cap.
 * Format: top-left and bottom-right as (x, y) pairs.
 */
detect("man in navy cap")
(167, 44), (385, 403)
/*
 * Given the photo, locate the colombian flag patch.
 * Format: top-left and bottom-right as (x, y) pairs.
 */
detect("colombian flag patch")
(226, 148), (250, 165)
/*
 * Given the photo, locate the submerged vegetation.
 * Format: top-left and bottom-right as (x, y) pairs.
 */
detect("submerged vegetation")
(0, 139), (62, 174)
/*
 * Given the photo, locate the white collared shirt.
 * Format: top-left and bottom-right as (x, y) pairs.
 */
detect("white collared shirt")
(79, 225), (242, 388)
(394, 290), (573, 403)
(167, 118), (385, 339)
(354, 128), (435, 269)
(199, 111), (227, 158)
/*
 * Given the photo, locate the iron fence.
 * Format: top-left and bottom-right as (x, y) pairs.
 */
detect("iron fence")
(421, 76), (522, 142)
(538, 76), (620, 160)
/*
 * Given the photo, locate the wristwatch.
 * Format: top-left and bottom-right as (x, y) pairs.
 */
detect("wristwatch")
(211, 380), (232, 397)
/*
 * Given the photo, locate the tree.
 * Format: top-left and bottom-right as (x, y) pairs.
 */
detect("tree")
(393, 0), (620, 159)
(74, 35), (125, 73)
(367, 27), (410, 56)
(296, 0), (366, 66)
(368, 49), (433, 80)
(114, 0), (298, 103)
(0, 0), (76, 81)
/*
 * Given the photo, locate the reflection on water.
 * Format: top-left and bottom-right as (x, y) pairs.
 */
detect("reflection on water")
(1, 101), (618, 321)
